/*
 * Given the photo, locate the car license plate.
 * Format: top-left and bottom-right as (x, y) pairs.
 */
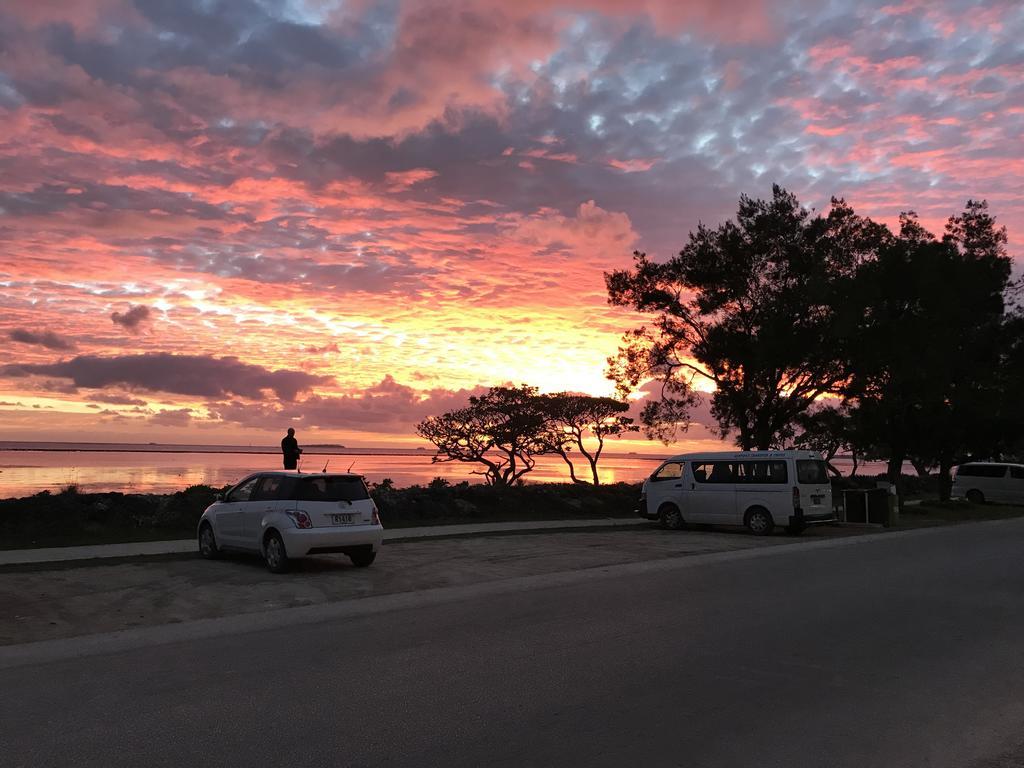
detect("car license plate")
(811, 495), (824, 505)
(331, 513), (355, 525)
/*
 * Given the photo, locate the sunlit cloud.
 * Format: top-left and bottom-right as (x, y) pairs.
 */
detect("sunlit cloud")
(0, 0), (1020, 446)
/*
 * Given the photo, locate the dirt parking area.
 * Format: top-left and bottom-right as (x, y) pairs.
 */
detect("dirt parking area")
(0, 524), (869, 646)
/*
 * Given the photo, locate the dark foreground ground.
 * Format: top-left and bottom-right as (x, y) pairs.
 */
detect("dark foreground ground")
(0, 525), (826, 645)
(3, 519), (1024, 767)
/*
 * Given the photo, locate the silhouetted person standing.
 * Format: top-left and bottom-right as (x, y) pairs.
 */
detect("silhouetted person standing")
(281, 428), (302, 470)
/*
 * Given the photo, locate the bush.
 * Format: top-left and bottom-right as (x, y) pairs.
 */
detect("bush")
(0, 484), (229, 549)
(371, 481), (641, 526)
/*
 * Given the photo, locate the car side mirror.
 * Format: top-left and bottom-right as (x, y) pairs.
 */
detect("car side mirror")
(215, 492), (225, 502)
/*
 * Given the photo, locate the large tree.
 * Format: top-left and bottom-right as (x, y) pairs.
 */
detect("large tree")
(606, 185), (886, 449)
(536, 393), (638, 485)
(842, 202), (1013, 500)
(415, 385), (548, 487)
(792, 404), (855, 477)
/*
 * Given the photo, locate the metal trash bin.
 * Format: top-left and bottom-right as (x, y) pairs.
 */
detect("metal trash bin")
(843, 488), (892, 526)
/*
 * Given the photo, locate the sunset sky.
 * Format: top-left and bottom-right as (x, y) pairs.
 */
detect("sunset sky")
(0, 0), (1021, 449)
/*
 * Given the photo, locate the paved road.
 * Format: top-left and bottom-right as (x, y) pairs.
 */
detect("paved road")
(3, 520), (1024, 767)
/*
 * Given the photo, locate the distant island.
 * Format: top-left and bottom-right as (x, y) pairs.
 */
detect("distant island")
(305, 444), (347, 449)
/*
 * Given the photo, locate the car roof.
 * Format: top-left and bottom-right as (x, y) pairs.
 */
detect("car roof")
(659, 450), (823, 462)
(958, 461), (1024, 467)
(243, 470), (365, 480)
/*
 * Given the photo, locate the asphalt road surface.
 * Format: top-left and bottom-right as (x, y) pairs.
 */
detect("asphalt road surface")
(3, 520), (1024, 768)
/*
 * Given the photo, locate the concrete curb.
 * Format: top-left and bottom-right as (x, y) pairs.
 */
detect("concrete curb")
(0, 518), (649, 566)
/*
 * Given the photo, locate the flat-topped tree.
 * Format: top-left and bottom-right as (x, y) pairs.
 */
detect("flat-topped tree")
(606, 186), (886, 449)
(537, 393), (639, 485)
(415, 385), (548, 487)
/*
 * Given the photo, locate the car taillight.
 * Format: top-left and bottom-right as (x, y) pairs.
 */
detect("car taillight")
(287, 510), (313, 529)
(371, 506), (381, 525)
(792, 486), (800, 510)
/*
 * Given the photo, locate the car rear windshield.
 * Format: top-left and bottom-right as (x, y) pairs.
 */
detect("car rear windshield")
(796, 460), (829, 485)
(297, 476), (370, 502)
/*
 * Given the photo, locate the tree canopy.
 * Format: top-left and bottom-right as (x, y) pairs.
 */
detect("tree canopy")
(840, 202), (1014, 499)
(536, 393), (638, 485)
(415, 385), (548, 487)
(606, 185), (886, 450)
(415, 387), (636, 486)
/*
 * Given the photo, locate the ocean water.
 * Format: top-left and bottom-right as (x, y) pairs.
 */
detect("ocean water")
(0, 443), (665, 498)
(0, 442), (887, 499)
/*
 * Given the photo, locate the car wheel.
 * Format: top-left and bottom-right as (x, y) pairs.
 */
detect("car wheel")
(263, 530), (290, 573)
(659, 503), (685, 530)
(349, 549), (377, 568)
(966, 489), (985, 504)
(198, 523), (220, 559)
(745, 507), (775, 536)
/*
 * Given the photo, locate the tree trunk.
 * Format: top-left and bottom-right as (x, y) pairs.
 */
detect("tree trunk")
(555, 448), (587, 485)
(938, 454), (953, 502)
(910, 457), (932, 477)
(753, 427), (774, 451)
(887, 452), (905, 514)
(849, 451), (859, 478)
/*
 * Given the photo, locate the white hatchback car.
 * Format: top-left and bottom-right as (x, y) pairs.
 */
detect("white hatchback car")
(198, 471), (384, 573)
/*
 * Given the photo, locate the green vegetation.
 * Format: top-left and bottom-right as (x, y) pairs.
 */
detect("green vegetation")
(0, 480), (641, 550)
(0, 484), (227, 550)
(372, 478), (640, 527)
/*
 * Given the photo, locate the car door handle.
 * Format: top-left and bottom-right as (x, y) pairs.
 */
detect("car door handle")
(674, 484), (682, 488)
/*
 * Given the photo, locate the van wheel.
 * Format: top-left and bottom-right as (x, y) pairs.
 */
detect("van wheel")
(263, 531), (290, 574)
(659, 504), (685, 530)
(966, 489), (985, 504)
(745, 507), (775, 536)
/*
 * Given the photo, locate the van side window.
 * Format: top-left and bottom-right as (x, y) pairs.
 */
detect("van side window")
(693, 462), (733, 483)
(652, 462), (683, 481)
(1011, 467), (1024, 480)
(739, 460), (788, 484)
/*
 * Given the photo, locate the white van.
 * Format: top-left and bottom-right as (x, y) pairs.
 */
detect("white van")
(637, 450), (834, 535)
(951, 462), (1024, 505)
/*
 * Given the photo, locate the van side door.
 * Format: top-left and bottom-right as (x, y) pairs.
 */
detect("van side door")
(1005, 466), (1024, 504)
(689, 461), (738, 525)
(990, 465), (1011, 503)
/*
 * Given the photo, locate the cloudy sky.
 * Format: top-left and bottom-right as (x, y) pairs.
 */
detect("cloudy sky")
(0, 0), (1021, 447)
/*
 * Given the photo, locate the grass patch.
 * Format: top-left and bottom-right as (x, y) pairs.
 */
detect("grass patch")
(897, 499), (1024, 527)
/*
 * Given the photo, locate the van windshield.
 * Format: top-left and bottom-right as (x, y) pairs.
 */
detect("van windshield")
(796, 460), (829, 485)
(297, 476), (370, 502)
